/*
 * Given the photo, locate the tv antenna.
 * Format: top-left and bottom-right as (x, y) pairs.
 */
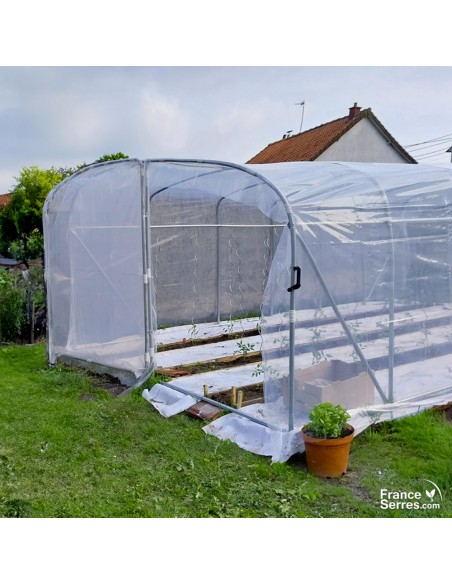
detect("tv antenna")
(295, 100), (305, 133)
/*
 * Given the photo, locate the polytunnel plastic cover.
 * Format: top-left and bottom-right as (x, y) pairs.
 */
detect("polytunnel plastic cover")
(44, 159), (452, 460)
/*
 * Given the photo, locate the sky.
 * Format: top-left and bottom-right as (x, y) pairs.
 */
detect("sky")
(1, 66), (452, 193)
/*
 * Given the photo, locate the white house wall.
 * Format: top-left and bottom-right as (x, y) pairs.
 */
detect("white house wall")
(317, 118), (409, 163)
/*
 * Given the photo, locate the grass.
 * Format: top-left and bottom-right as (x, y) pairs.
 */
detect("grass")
(0, 343), (451, 518)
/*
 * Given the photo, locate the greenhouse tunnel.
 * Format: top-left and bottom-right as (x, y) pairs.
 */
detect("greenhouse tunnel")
(43, 159), (452, 461)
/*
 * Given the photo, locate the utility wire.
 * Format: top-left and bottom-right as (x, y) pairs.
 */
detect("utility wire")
(416, 150), (450, 161)
(404, 132), (452, 148)
(415, 145), (451, 157)
(408, 137), (452, 153)
(417, 154), (450, 164)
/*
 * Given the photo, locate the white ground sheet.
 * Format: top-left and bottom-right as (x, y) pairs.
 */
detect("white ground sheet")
(143, 304), (452, 461)
(63, 305), (451, 462)
(144, 356), (452, 462)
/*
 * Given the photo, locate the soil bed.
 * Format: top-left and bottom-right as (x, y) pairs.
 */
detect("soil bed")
(157, 328), (259, 352)
(211, 382), (264, 407)
(81, 370), (127, 397)
(302, 425), (354, 439)
(168, 351), (262, 375)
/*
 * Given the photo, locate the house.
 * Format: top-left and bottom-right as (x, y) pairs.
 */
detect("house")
(0, 193), (12, 209)
(247, 103), (416, 164)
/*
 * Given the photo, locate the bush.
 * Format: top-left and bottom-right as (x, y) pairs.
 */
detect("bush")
(16, 265), (45, 309)
(8, 230), (44, 262)
(0, 271), (25, 342)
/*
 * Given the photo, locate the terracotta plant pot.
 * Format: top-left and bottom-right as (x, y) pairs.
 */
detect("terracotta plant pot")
(301, 424), (354, 478)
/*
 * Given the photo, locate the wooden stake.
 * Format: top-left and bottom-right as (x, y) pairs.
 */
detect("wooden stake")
(203, 384), (209, 397)
(237, 390), (244, 409)
(231, 386), (237, 407)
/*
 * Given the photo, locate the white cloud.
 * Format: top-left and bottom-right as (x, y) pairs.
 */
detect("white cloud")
(1, 66), (452, 192)
(0, 168), (17, 193)
(214, 101), (283, 137)
(42, 95), (109, 151)
(140, 93), (190, 152)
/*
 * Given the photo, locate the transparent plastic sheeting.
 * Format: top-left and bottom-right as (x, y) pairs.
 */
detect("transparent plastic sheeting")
(202, 391), (452, 462)
(44, 161), (146, 384)
(256, 162), (452, 431)
(44, 160), (452, 460)
(143, 379), (452, 462)
(148, 162), (281, 325)
(44, 159), (286, 383)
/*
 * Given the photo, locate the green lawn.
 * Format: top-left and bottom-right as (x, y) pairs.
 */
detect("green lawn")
(0, 343), (451, 518)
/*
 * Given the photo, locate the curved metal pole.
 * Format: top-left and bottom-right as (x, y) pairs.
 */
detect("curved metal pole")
(43, 158), (141, 215)
(121, 162), (155, 395)
(215, 196), (226, 322)
(287, 226), (298, 431)
(269, 218), (276, 316)
(141, 161), (153, 368)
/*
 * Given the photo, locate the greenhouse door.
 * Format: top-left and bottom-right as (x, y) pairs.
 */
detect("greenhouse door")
(148, 197), (275, 327)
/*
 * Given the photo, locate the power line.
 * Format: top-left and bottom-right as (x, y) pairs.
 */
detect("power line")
(404, 132), (452, 148)
(418, 146), (446, 158)
(416, 149), (451, 160)
(408, 137), (452, 153)
(418, 156), (449, 163)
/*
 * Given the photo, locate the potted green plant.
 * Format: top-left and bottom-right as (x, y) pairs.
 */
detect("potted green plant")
(301, 402), (354, 478)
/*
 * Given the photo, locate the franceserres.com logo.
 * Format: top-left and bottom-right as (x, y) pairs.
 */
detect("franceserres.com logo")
(380, 480), (443, 510)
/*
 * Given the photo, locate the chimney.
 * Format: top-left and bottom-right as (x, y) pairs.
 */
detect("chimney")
(348, 102), (361, 121)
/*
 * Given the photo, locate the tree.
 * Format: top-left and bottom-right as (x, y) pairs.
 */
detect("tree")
(93, 152), (129, 164)
(0, 153), (129, 261)
(75, 152), (130, 172)
(0, 166), (64, 261)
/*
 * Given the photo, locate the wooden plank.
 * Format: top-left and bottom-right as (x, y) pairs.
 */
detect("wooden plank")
(186, 402), (224, 421)
(242, 397), (264, 407)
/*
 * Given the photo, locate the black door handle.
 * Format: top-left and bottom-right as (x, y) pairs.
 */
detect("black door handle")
(287, 266), (301, 292)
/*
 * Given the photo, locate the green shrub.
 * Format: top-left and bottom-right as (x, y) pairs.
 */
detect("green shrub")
(8, 230), (44, 262)
(0, 270), (25, 341)
(16, 265), (45, 309)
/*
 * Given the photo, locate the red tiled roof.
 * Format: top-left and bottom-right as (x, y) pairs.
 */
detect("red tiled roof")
(247, 108), (416, 164)
(0, 194), (12, 209)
